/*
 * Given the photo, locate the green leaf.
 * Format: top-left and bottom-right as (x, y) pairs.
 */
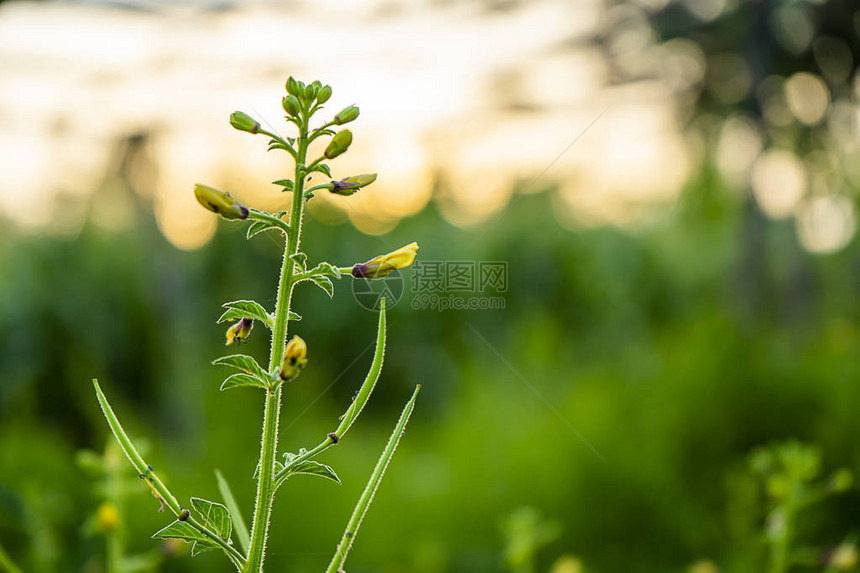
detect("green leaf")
(220, 373), (268, 391)
(212, 354), (270, 385)
(218, 300), (273, 329)
(310, 262), (341, 278)
(152, 520), (210, 543)
(309, 163), (332, 177)
(280, 460), (340, 484)
(215, 470), (250, 554)
(246, 220), (271, 239)
(273, 179), (293, 191)
(289, 310), (302, 321)
(310, 275), (334, 298)
(325, 385), (421, 573)
(333, 299), (386, 438)
(190, 498), (232, 542)
(191, 539), (219, 556)
(290, 252), (308, 270)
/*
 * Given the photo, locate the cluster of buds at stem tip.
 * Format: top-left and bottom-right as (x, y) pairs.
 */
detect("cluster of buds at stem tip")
(324, 130), (352, 159)
(352, 242), (419, 279)
(330, 173), (377, 196)
(193, 184), (249, 220)
(279, 335), (308, 382)
(285, 77), (332, 110)
(225, 318), (253, 346)
(228, 111), (260, 134)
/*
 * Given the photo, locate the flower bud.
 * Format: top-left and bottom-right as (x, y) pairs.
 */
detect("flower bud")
(305, 81), (320, 100)
(317, 85), (332, 104)
(333, 105), (359, 125)
(229, 111), (260, 134)
(330, 173), (377, 196)
(225, 317), (253, 346)
(193, 184), (249, 220)
(351, 242), (419, 279)
(324, 130), (353, 159)
(285, 76), (301, 96)
(280, 335), (308, 381)
(282, 95), (301, 117)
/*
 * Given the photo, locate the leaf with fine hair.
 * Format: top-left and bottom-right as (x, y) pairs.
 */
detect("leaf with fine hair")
(325, 385), (421, 573)
(218, 300), (273, 329)
(333, 298), (387, 439)
(220, 373), (268, 391)
(189, 497), (232, 555)
(309, 275), (334, 298)
(212, 354), (271, 384)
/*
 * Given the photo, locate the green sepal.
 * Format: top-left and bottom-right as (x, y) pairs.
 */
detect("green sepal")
(218, 300), (273, 329)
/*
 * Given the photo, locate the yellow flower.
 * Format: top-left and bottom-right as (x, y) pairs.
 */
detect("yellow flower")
(193, 184), (249, 220)
(351, 242), (419, 279)
(330, 173), (377, 196)
(96, 501), (120, 533)
(280, 335), (308, 381)
(225, 318), (253, 346)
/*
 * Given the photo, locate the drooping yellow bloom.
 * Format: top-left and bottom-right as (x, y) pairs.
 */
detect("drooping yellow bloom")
(225, 318), (254, 345)
(279, 335), (308, 381)
(193, 184), (249, 220)
(351, 242), (419, 279)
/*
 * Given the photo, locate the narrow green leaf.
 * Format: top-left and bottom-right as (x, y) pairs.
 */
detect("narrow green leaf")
(288, 310), (302, 321)
(333, 299), (386, 438)
(220, 373), (267, 391)
(212, 354), (270, 384)
(218, 300), (273, 329)
(272, 179), (293, 190)
(325, 385), (421, 573)
(93, 380), (148, 476)
(310, 275), (334, 298)
(280, 460), (340, 484)
(215, 470), (250, 554)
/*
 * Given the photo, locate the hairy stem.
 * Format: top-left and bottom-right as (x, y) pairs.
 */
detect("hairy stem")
(244, 116), (309, 573)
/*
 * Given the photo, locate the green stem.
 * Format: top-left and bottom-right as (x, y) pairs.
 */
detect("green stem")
(92, 380), (246, 568)
(0, 540), (23, 573)
(325, 385), (421, 573)
(243, 115), (310, 573)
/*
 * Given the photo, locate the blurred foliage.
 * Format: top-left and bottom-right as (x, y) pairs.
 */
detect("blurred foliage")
(1, 161), (859, 572)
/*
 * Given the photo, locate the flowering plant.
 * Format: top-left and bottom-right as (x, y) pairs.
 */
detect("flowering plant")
(93, 78), (421, 572)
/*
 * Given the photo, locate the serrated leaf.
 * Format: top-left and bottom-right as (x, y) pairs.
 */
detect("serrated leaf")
(218, 300), (273, 329)
(310, 163), (331, 177)
(212, 354), (270, 384)
(310, 261), (341, 278)
(218, 301), (271, 328)
(280, 460), (340, 484)
(190, 497), (232, 542)
(191, 539), (219, 556)
(309, 275), (334, 298)
(220, 373), (268, 391)
(290, 252), (308, 271)
(152, 520), (210, 543)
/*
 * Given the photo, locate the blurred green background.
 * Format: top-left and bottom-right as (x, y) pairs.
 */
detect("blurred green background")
(2, 0), (860, 572)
